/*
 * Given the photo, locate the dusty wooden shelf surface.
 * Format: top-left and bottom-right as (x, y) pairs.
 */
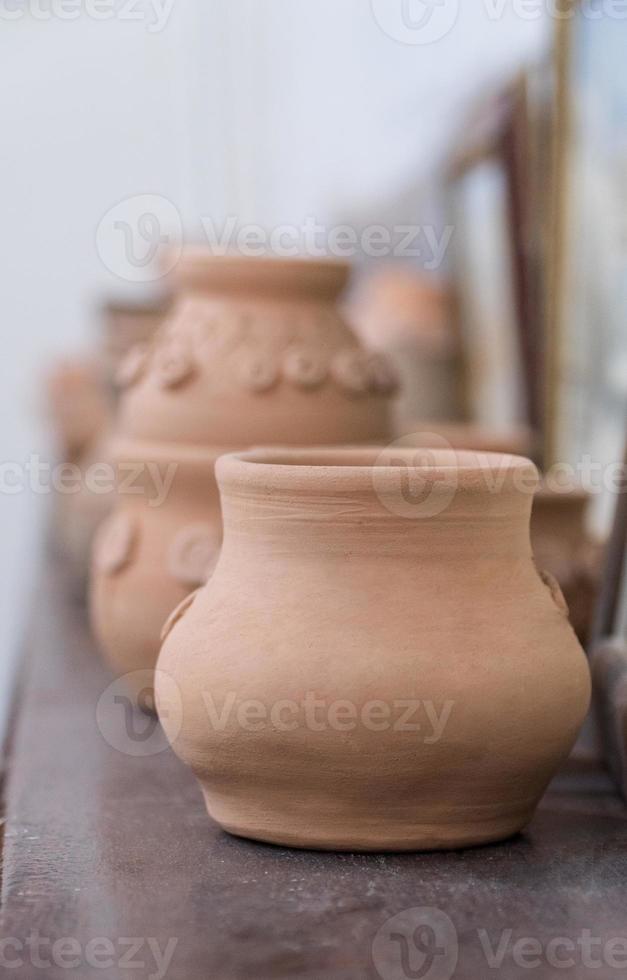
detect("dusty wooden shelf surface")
(1, 557), (627, 979)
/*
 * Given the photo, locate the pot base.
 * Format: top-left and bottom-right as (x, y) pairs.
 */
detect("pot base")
(202, 790), (536, 853)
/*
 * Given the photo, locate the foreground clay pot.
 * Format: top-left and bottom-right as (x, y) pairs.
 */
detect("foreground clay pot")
(156, 448), (590, 852)
(93, 253), (395, 694)
(90, 440), (221, 700)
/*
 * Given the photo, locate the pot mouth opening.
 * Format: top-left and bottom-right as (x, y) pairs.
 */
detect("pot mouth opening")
(217, 447), (539, 495)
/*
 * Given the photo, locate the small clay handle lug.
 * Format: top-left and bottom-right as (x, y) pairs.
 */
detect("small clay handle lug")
(540, 569), (569, 617)
(161, 588), (201, 644)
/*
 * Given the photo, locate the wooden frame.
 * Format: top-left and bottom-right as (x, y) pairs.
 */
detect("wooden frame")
(446, 84), (533, 439)
(547, 0), (627, 527)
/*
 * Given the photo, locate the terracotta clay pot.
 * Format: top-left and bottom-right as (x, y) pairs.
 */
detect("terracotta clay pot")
(101, 298), (169, 394)
(348, 268), (461, 425)
(156, 448), (590, 852)
(45, 358), (110, 466)
(116, 252), (394, 447)
(90, 439), (221, 700)
(45, 359), (113, 590)
(394, 421), (537, 458)
(531, 483), (602, 644)
(92, 253), (395, 694)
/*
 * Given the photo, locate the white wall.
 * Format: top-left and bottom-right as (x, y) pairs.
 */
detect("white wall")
(0, 1), (546, 727)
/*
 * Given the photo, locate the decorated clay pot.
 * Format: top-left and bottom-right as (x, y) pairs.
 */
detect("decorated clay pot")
(115, 252), (394, 447)
(156, 448), (590, 852)
(101, 298), (169, 395)
(90, 439), (221, 700)
(92, 253), (395, 693)
(531, 483), (601, 643)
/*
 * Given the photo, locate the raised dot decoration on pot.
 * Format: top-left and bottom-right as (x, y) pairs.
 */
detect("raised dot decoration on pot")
(161, 588), (202, 644)
(93, 512), (137, 576)
(167, 523), (221, 587)
(283, 347), (328, 389)
(236, 349), (280, 393)
(331, 348), (371, 396)
(115, 342), (150, 389)
(153, 341), (196, 390)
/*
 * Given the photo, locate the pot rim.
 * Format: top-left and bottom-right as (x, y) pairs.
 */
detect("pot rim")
(535, 480), (590, 502)
(396, 421), (536, 457)
(111, 437), (224, 468)
(216, 446), (539, 496)
(168, 248), (351, 299)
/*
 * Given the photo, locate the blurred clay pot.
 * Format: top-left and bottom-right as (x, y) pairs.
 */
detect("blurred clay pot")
(93, 252), (395, 694)
(45, 359), (113, 590)
(395, 421), (537, 458)
(101, 298), (169, 393)
(90, 439), (221, 700)
(116, 252), (395, 447)
(45, 358), (110, 465)
(531, 483), (601, 644)
(156, 448), (590, 852)
(349, 267), (461, 425)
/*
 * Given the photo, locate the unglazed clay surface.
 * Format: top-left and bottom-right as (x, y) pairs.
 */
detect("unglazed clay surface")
(116, 254), (394, 447)
(156, 448), (591, 852)
(102, 299), (169, 390)
(89, 439), (222, 699)
(46, 359), (114, 585)
(93, 254), (395, 692)
(531, 483), (601, 643)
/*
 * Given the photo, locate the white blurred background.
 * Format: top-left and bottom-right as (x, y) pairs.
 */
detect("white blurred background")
(0, 1), (547, 725)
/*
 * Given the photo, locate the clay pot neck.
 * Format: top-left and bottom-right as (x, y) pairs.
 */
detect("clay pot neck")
(172, 251), (350, 302)
(216, 449), (539, 560)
